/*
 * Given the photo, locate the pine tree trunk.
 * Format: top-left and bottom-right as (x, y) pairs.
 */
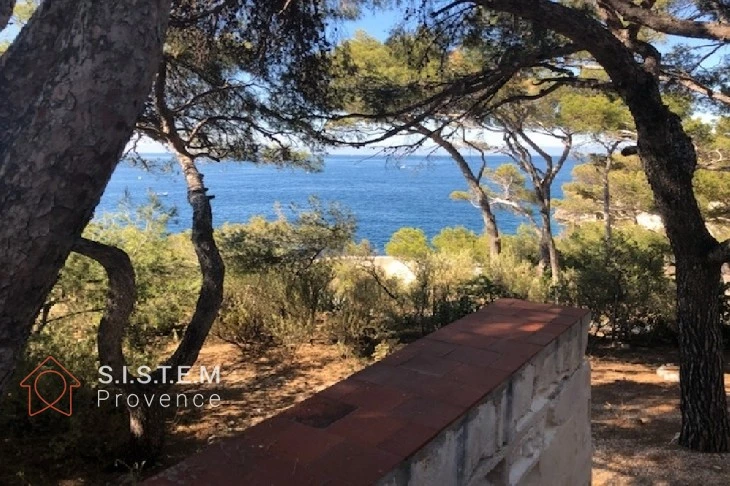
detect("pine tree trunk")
(603, 157), (613, 246)
(127, 394), (169, 463)
(479, 196), (502, 258)
(675, 258), (729, 451)
(540, 205), (559, 283)
(632, 103), (730, 452)
(0, 0), (170, 395)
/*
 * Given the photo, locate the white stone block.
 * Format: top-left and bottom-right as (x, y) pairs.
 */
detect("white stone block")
(548, 360), (590, 427)
(464, 400), (498, 477)
(511, 364), (535, 428)
(408, 427), (463, 486)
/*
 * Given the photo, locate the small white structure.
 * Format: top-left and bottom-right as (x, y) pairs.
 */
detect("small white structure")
(369, 256), (417, 285)
(635, 212), (664, 231)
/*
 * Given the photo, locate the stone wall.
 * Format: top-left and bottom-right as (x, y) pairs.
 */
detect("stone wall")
(146, 299), (591, 486)
(379, 304), (591, 486)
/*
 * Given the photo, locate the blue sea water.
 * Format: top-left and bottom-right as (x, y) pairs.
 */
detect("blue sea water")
(97, 154), (576, 250)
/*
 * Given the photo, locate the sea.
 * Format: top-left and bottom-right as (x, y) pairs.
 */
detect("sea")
(97, 153), (576, 251)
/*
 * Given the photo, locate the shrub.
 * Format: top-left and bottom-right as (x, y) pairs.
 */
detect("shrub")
(384, 227), (431, 260)
(215, 201), (355, 353)
(327, 261), (403, 357)
(501, 224), (541, 265)
(432, 226), (480, 256)
(556, 223), (675, 342)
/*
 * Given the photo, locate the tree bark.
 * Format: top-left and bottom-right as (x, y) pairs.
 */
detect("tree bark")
(676, 258), (729, 451)
(127, 387), (169, 463)
(0, 0), (171, 395)
(164, 152), (225, 372)
(539, 203), (559, 284)
(72, 238), (170, 461)
(72, 238), (136, 380)
(603, 156), (613, 246)
(0, 0), (15, 32)
(479, 197), (502, 258)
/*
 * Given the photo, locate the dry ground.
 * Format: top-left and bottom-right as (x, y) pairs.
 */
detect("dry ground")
(589, 346), (730, 486)
(4, 340), (729, 484)
(158, 342), (364, 469)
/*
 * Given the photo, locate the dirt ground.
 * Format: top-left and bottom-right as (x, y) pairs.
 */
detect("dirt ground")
(589, 346), (730, 486)
(155, 342), (365, 472)
(147, 341), (730, 486)
(5, 340), (729, 484)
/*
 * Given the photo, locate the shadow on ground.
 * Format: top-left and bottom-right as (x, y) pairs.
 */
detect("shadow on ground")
(590, 346), (730, 486)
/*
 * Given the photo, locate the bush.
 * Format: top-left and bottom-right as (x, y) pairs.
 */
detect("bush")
(556, 223), (675, 342)
(385, 227), (431, 260)
(501, 224), (541, 265)
(327, 261), (403, 357)
(432, 226), (479, 256)
(215, 201), (355, 353)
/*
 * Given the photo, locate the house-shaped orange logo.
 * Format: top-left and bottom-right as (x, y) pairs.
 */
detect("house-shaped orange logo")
(20, 356), (80, 416)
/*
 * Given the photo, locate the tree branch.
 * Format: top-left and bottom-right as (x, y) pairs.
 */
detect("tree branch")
(662, 70), (730, 107)
(0, 0), (15, 33)
(601, 0), (730, 41)
(709, 239), (730, 264)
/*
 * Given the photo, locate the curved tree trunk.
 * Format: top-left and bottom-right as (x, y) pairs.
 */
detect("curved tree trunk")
(416, 125), (502, 257)
(153, 61), (226, 373)
(0, 0), (171, 395)
(72, 238), (169, 461)
(539, 205), (559, 284)
(72, 238), (136, 379)
(166, 152), (225, 373)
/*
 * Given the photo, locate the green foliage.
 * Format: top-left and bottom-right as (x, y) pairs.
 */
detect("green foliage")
(486, 252), (551, 302)
(219, 199), (355, 273)
(326, 261), (403, 357)
(385, 227), (431, 260)
(484, 164), (536, 215)
(215, 201), (356, 352)
(694, 169), (730, 221)
(558, 154), (655, 225)
(432, 226), (480, 256)
(558, 91), (633, 134)
(501, 224), (541, 264)
(556, 223), (675, 342)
